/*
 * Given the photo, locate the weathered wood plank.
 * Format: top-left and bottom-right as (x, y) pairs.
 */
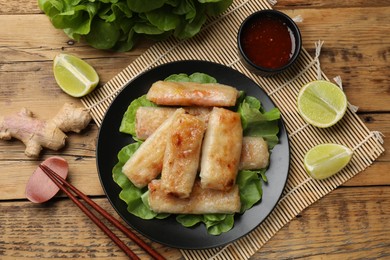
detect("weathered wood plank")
(276, 0), (390, 9)
(357, 113), (389, 163)
(253, 186), (390, 259)
(0, 14), (150, 62)
(0, 1), (42, 15)
(0, 198), (182, 259)
(343, 161), (390, 186)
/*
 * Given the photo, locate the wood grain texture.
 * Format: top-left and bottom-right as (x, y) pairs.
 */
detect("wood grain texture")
(253, 186), (390, 259)
(0, 0), (389, 259)
(341, 113), (390, 186)
(0, 198), (182, 259)
(276, 0), (390, 9)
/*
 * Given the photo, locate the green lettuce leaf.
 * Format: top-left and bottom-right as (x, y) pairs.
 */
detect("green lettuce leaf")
(39, 0), (233, 51)
(126, 0), (166, 13)
(176, 214), (204, 227)
(133, 22), (165, 35)
(172, 0), (196, 21)
(206, 214), (234, 235)
(173, 7), (207, 39)
(237, 170), (263, 213)
(176, 214), (235, 235)
(119, 95), (157, 135)
(146, 6), (181, 31)
(238, 95), (281, 149)
(85, 18), (120, 49)
(204, 0), (233, 16)
(165, 72), (217, 83)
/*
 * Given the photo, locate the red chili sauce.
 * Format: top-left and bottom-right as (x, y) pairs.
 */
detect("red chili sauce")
(241, 15), (295, 69)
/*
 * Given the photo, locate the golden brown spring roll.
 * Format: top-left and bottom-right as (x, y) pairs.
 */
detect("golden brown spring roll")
(135, 108), (269, 171)
(148, 180), (241, 214)
(135, 107), (175, 140)
(135, 106), (211, 140)
(161, 114), (206, 198)
(146, 81), (239, 107)
(199, 107), (243, 191)
(122, 108), (185, 188)
(239, 137), (269, 170)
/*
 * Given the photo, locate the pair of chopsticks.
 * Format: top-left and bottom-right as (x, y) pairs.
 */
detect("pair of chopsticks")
(39, 164), (165, 260)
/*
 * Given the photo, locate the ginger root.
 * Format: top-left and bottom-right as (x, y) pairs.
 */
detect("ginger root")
(0, 103), (92, 157)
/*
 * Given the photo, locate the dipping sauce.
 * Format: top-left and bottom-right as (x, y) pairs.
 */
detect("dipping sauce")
(240, 15), (295, 69)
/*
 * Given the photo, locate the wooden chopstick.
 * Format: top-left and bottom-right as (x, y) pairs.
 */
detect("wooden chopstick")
(39, 164), (165, 260)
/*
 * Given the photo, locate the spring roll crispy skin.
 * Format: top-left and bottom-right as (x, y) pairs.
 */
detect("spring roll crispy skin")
(135, 108), (270, 171)
(239, 137), (269, 170)
(161, 114), (206, 198)
(135, 107), (175, 140)
(146, 81), (239, 107)
(122, 108), (185, 188)
(148, 180), (241, 214)
(200, 107), (243, 191)
(135, 106), (211, 140)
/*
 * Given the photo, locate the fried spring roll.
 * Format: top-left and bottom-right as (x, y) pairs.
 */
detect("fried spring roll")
(122, 108), (185, 188)
(135, 106), (211, 140)
(200, 107), (243, 191)
(239, 137), (269, 170)
(135, 107), (175, 140)
(161, 114), (206, 198)
(146, 81), (239, 107)
(136, 108), (269, 171)
(148, 180), (241, 214)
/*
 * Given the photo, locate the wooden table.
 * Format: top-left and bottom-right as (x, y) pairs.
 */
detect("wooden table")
(1, 1), (389, 259)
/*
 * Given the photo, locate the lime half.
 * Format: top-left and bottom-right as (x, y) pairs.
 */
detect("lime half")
(53, 53), (99, 97)
(297, 80), (347, 128)
(304, 143), (353, 180)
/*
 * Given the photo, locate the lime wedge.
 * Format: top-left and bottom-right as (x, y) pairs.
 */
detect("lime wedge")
(297, 80), (347, 128)
(53, 53), (99, 97)
(304, 143), (353, 180)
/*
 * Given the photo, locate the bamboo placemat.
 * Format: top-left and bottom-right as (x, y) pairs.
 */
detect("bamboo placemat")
(81, 0), (385, 259)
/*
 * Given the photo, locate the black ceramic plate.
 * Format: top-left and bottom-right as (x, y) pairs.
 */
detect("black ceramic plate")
(96, 60), (290, 250)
